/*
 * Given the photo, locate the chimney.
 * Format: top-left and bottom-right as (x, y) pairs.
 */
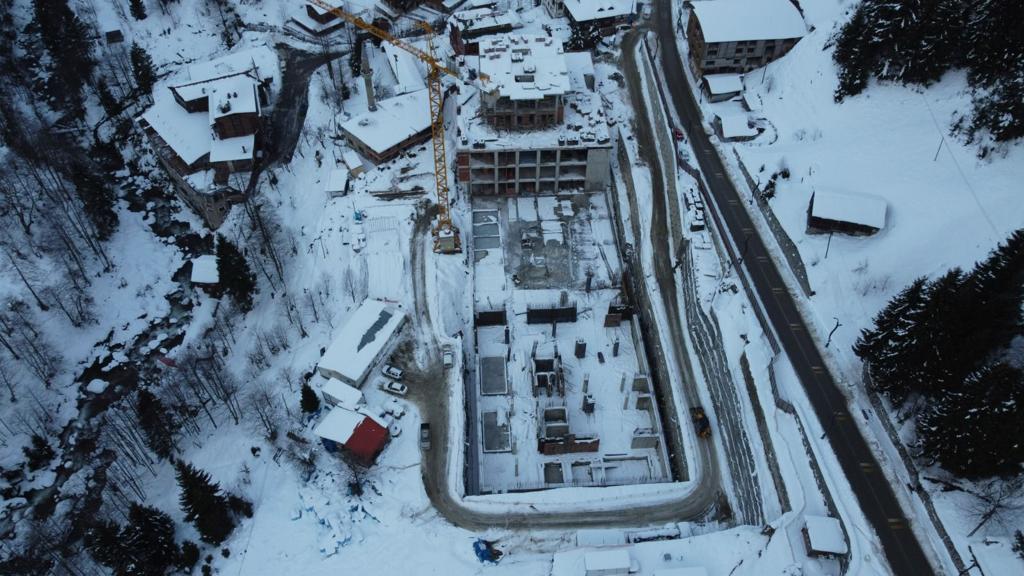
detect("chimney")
(361, 42), (376, 112)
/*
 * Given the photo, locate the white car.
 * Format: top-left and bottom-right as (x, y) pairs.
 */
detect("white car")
(442, 346), (454, 369)
(382, 364), (404, 381)
(380, 379), (407, 397)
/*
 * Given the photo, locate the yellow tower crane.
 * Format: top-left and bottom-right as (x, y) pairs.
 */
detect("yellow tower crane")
(308, 0), (462, 253)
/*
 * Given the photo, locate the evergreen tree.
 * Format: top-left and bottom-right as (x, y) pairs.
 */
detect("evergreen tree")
(92, 136), (125, 173)
(130, 43), (157, 96)
(833, 6), (873, 100)
(178, 541), (200, 570)
(854, 277), (928, 403)
(216, 234), (256, 312)
(964, 228), (1024, 350)
(130, 0), (148, 20)
(300, 383), (321, 413)
(86, 506), (180, 576)
(121, 504), (179, 575)
(917, 362), (1024, 477)
(910, 268), (974, 395)
(69, 162), (119, 240)
(137, 389), (177, 460)
(32, 0), (95, 111)
(175, 461), (237, 545)
(964, 0), (1024, 87)
(22, 434), (55, 471)
(85, 520), (124, 569)
(349, 40), (363, 77)
(566, 22), (601, 51)
(96, 82), (121, 118)
(969, 62), (1024, 143)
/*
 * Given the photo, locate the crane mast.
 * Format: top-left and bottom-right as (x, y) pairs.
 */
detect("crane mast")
(308, 0), (461, 253)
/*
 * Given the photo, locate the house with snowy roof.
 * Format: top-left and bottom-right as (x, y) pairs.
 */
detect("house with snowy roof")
(317, 299), (407, 387)
(806, 190), (888, 236)
(137, 45), (279, 228)
(802, 515), (849, 559)
(544, 0), (636, 34)
(340, 89), (433, 164)
(314, 406), (389, 466)
(686, 0), (806, 76)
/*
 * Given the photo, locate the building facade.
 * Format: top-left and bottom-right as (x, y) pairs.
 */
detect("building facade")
(686, 0), (805, 76)
(455, 36), (611, 196)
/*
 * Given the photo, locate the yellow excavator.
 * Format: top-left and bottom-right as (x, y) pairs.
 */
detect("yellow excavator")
(308, 0), (466, 253)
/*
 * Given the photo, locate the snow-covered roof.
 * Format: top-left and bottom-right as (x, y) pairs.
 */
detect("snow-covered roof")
(343, 149), (364, 172)
(307, 0), (342, 17)
(322, 378), (364, 411)
(453, 7), (521, 34)
(381, 43), (427, 95)
(563, 0), (635, 22)
(325, 167), (350, 193)
(804, 515), (848, 555)
(810, 190), (887, 230)
(319, 299), (405, 385)
(209, 77), (260, 122)
(704, 73), (743, 95)
(209, 134), (256, 163)
(141, 97), (211, 165)
(478, 35), (570, 101)
(690, 0), (806, 43)
(313, 406), (365, 444)
(340, 90), (431, 155)
(190, 255), (219, 284)
(564, 51), (595, 91)
(172, 45), (278, 103)
(716, 113), (757, 139)
(583, 548), (631, 572)
(184, 45), (278, 86)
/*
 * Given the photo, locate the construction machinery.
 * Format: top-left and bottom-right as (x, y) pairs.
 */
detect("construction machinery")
(308, 0), (464, 253)
(691, 406), (712, 438)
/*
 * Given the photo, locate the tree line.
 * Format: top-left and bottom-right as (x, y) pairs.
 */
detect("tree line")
(833, 0), (1023, 149)
(855, 229), (1024, 478)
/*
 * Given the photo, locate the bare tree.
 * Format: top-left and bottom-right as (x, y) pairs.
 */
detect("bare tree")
(963, 476), (1024, 537)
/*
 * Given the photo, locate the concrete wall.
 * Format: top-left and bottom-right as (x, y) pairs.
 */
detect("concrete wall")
(458, 145), (611, 195)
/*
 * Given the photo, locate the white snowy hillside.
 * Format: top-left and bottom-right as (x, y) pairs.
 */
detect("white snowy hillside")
(728, 0), (1024, 371)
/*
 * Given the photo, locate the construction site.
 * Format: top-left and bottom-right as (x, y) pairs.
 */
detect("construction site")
(468, 191), (672, 493)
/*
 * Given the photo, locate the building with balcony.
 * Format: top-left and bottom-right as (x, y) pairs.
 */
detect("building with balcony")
(455, 36), (611, 196)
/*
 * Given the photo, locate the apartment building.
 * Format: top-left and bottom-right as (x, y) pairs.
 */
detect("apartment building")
(455, 36), (611, 196)
(686, 0), (805, 76)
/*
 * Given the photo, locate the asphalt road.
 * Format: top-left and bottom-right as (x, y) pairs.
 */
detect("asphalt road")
(653, 1), (936, 574)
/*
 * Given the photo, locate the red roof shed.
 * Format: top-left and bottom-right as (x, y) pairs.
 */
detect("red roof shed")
(346, 417), (389, 466)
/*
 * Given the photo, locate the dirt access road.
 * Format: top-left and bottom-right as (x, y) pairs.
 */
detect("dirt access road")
(401, 40), (725, 532)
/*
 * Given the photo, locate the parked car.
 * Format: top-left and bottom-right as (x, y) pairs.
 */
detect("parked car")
(442, 345), (454, 369)
(382, 364), (403, 380)
(420, 423), (431, 450)
(380, 379), (408, 397)
(673, 127), (685, 141)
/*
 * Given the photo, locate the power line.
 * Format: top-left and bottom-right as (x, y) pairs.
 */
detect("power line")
(919, 93), (999, 240)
